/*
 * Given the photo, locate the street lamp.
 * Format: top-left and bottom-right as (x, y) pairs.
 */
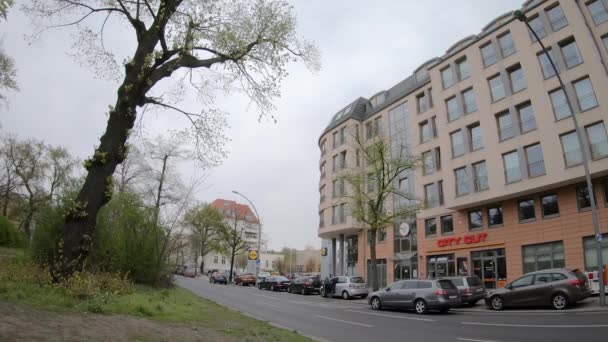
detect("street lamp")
(232, 190), (262, 279)
(514, 10), (605, 306)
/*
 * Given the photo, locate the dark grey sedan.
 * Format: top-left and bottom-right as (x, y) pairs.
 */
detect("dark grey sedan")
(368, 279), (461, 314)
(485, 268), (591, 310)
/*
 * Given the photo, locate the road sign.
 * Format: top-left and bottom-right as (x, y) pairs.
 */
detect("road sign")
(244, 245), (249, 251)
(597, 233), (604, 242)
(399, 222), (411, 237)
(255, 259), (260, 265)
(248, 250), (258, 260)
(320, 247), (327, 256)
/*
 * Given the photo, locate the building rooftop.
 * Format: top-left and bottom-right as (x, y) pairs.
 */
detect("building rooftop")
(209, 199), (259, 224)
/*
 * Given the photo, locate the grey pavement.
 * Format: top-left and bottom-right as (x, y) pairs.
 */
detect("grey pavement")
(177, 276), (608, 342)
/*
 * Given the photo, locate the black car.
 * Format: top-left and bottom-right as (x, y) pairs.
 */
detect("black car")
(210, 273), (228, 284)
(258, 276), (290, 291)
(288, 276), (322, 295)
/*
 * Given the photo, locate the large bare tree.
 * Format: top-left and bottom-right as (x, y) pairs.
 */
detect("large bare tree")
(22, 0), (319, 280)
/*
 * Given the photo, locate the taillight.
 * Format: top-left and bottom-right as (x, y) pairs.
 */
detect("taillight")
(588, 273), (594, 280)
(569, 279), (582, 287)
(304, 282), (312, 286)
(435, 289), (448, 296)
(464, 288), (473, 294)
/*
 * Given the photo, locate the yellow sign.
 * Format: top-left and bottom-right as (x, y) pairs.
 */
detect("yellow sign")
(320, 247), (327, 256)
(248, 250), (258, 260)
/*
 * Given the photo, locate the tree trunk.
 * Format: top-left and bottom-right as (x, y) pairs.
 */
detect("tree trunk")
(2, 167), (11, 217)
(369, 228), (378, 291)
(153, 155), (168, 270)
(229, 246), (236, 283)
(51, 31), (161, 281)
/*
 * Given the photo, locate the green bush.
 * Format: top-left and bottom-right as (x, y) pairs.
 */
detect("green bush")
(30, 204), (64, 266)
(0, 215), (26, 248)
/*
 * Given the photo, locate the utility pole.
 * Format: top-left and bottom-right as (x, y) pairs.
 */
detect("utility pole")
(514, 10), (605, 306)
(232, 191), (262, 280)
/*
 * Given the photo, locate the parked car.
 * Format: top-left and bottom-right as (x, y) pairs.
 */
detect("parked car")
(485, 268), (591, 310)
(257, 271), (271, 283)
(321, 276), (368, 299)
(288, 276), (322, 295)
(182, 268), (197, 278)
(441, 276), (485, 306)
(368, 279), (461, 314)
(209, 273), (228, 284)
(235, 273), (256, 286)
(258, 276), (290, 291)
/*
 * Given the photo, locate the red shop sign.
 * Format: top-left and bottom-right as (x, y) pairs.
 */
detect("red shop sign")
(437, 232), (488, 248)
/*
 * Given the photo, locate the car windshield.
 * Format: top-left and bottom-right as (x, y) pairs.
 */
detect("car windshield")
(437, 280), (457, 289)
(450, 278), (464, 286)
(275, 276), (289, 281)
(466, 276), (482, 286)
(350, 277), (365, 283)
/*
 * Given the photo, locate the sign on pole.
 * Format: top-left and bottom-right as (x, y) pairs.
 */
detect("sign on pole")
(256, 259), (261, 265)
(248, 250), (259, 260)
(320, 247), (327, 256)
(597, 233), (603, 242)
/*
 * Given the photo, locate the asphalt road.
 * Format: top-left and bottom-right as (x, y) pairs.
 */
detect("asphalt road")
(176, 276), (608, 342)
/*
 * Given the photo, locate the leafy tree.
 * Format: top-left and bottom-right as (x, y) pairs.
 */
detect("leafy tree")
(340, 135), (418, 291)
(218, 206), (249, 282)
(0, 134), (18, 217)
(0, 0), (17, 105)
(22, 0), (320, 280)
(183, 203), (224, 274)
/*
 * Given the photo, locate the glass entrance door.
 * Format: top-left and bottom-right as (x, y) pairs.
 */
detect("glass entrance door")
(482, 259), (496, 289)
(471, 249), (506, 289)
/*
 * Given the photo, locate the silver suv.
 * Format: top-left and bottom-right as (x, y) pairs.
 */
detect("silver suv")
(368, 279), (461, 314)
(321, 276), (368, 299)
(442, 276), (485, 306)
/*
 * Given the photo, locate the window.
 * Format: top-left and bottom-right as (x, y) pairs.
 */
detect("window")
(441, 215), (453, 235)
(469, 123), (483, 151)
(441, 66), (455, 88)
(213, 255), (218, 263)
(560, 131), (583, 167)
(371, 93), (386, 107)
(522, 241), (565, 273)
(457, 57), (470, 80)
(517, 102), (536, 134)
(451, 130), (465, 157)
(320, 185), (326, 202)
(374, 117), (383, 136)
(320, 140), (326, 155)
(528, 15), (546, 40)
(549, 88), (572, 120)
(468, 210), (483, 230)
(525, 143), (546, 177)
(541, 194), (559, 217)
(518, 199), (536, 221)
(221, 256), (226, 265)
(576, 185), (596, 210)
(438, 180), (444, 205)
(332, 155), (338, 171)
(488, 206), (503, 227)
(339, 203), (346, 223)
(503, 150), (521, 183)
(560, 37), (583, 69)
(340, 151), (346, 170)
(583, 233), (608, 272)
(547, 5), (568, 31)
(481, 43), (497, 67)
(333, 178), (345, 197)
(588, 0), (608, 25)
(498, 32), (516, 57)
(420, 120), (431, 143)
(462, 88), (477, 113)
(320, 162), (326, 178)
(425, 183), (438, 208)
(333, 132), (338, 148)
(332, 205), (339, 224)
(511, 275), (534, 288)
(367, 173), (376, 193)
(422, 151), (434, 175)
(473, 161), (488, 191)
(508, 64), (526, 93)
(378, 227), (387, 242)
(417, 92), (428, 113)
(435, 147), (442, 171)
(366, 122), (373, 139)
(446, 97), (461, 122)
(586, 122), (608, 159)
(489, 75), (505, 102)
(497, 111), (514, 141)
(455, 167), (469, 196)
(425, 218), (437, 237)
(573, 77), (598, 111)
(538, 49), (557, 78)
(319, 210), (324, 227)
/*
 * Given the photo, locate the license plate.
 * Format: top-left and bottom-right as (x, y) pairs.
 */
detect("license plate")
(476, 288), (483, 292)
(449, 295), (457, 299)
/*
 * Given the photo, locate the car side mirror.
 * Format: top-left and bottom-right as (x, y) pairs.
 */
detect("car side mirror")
(385, 287), (391, 292)
(505, 284), (513, 290)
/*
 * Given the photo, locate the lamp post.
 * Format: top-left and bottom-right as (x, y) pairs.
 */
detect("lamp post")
(514, 10), (605, 306)
(232, 190), (262, 279)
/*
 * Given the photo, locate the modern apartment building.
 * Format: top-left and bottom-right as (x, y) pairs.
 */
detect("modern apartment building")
(318, 0), (608, 289)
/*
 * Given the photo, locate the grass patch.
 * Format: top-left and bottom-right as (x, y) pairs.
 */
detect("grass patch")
(0, 248), (310, 341)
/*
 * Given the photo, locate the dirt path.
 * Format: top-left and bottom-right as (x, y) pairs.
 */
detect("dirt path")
(0, 301), (234, 342)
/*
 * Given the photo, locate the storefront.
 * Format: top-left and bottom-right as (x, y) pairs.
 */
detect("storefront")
(471, 249), (506, 289)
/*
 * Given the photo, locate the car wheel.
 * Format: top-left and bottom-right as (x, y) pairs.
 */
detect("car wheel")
(258, 283), (262, 290)
(301, 288), (306, 295)
(414, 299), (428, 315)
(370, 297), (382, 310)
(342, 291), (350, 300)
(320, 287), (327, 297)
(552, 293), (569, 310)
(270, 285), (275, 292)
(490, 296), (504, 311)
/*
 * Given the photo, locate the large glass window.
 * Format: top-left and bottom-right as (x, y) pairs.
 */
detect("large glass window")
(541, 194), (559, 217)
(525, 143), (545, 177)
(488, 206), (503, 227)
(489, 75), (505, 102)
(422, 150), (434, 175)
(469, 210), (483, 230)
(560, 131), (583, 167)
(583, 234), (608, 272)
(425, 183), (438, 208)
(576, 185), (596, 210)
(332, 205), (339, 225)
(457, 58), (470, 80)
(523, 241), (565, 274)
(549, 88), (572, 120)
(481, 43), (497, 67)
(560, 38), (583, 69)
(425, 218), (437, 237)
(538, 49), (557, 79)
(509, 64), (526, 93)
(462, 88), (477, 113)
(503, 150), (521, 183)
(417, 92), (428, 113)
(518, 199), (536, 222)
(442, 66), (455, 88)
(455, 167), (469, 196)
(547, 5), (568, 31)
(573, 77), (598, 111)
(420, 120), (431, 143)
(517, 102), (536, 134)
(497, 111), (514, 141)
(473, 161), (488, 191)
(441, 215), (453, 235)
(498, 32), (516, 57)
(367, 259), (387, 288)
(451, 130), (465, 157)
(528, 15), (546, 40)
(427, 254), (455, 278)
(469, 123), (483, 151)
(588, 0), (608, 25)
(586, 122), (608, 159)
(446, 97), (461, 122)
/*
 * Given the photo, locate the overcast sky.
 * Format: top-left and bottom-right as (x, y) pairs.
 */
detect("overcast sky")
(1, 0), (523, 251)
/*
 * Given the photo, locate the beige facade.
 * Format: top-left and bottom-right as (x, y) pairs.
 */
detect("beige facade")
(318, 0), (608, 287)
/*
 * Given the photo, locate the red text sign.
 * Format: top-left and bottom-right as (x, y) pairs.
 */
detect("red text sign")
(437, 232), (488, 248)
